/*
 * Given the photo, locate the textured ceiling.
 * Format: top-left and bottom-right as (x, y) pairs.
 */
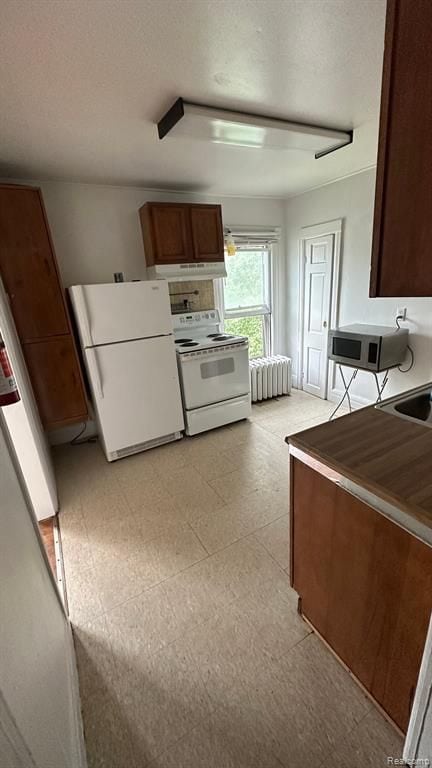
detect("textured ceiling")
(0, 0), (385, 197)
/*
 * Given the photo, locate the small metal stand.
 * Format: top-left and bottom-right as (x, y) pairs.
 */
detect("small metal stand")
(329, 365), (390, 420)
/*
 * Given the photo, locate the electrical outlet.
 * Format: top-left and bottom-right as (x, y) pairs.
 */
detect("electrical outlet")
(397, 307), (407, 321)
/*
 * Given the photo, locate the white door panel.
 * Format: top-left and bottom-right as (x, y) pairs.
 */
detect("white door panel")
(302, 234), (334, 398)
(70, 281), (172, 347)
(0, 419), (85, 767)
(85, 336), (184, 455)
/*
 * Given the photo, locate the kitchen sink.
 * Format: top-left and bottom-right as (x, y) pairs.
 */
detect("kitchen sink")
(376, 383), (432, 427)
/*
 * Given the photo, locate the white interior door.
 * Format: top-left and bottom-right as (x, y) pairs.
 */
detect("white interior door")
(302, 234), (334, 398)
(0, 416), (86, 768)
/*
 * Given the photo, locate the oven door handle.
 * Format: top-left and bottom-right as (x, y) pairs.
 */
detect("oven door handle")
(180, 341), (249, 361)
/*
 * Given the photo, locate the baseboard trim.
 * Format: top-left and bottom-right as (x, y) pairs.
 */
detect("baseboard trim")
(328, 387), (371, 409)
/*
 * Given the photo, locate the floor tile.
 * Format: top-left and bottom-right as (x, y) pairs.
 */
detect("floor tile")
(133, 495), (191, 543)
(105, 581), (182, 659)
(191, 451), (237, 482)
(190, 489), (288, 554)
(90, 557), (144, 614)
(182, 572), (310, 709)
(209, 465), (283, 504)
(253, 514), (290, 569)
(79, 473), (131, 529)
(67, 566), (104, 625)
(112, 453), (174, 513)
(326, 708), (404, 767)
(149, 706), (283, 768)
(60, 515), (94, 573)
(266, 634), (372, 764)
(130, 523), (207, 588)
(55, 392), (397, 768)
(201, 535), (285, 604)
(145, 438), (192, 473)
(163, 466), (225, 516)
(73, 615), (117, 701)
(87, 515), (142, 567)
(81, 685), (139, 768)
(113, 638), (212, 763)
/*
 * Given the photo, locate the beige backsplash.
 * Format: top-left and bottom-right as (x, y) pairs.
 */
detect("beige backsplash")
(168, 280), (215, 313)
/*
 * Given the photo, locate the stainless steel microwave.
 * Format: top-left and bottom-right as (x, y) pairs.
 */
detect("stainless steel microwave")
(328, 324), (409, 372)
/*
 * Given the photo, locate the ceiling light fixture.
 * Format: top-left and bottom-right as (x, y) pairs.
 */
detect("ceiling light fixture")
(157, 98), (353, 158)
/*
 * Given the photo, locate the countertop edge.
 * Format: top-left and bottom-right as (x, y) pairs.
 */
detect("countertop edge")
(288, 439), (432, 548)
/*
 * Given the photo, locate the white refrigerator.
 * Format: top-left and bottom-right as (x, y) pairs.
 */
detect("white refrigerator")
(69, 281), (184, 461)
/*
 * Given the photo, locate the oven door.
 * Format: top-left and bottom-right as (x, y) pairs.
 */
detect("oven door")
(178, 342), (250, 410)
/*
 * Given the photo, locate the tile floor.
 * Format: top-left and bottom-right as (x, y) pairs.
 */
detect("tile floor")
(54, 390), (403, 768)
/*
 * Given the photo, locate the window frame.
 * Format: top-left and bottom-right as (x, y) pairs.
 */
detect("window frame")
(218, 245), (273, 358)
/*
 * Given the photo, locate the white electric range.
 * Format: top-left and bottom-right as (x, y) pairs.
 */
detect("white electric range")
(172, 310), (252, 435)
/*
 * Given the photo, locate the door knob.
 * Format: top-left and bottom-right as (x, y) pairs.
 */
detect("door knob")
(323, 320), (327, 328)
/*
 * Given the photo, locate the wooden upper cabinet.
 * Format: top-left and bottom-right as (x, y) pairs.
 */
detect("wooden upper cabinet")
(140, 204), (192, 265)
(0, 186), (69, 340)
(190, 205), (224, 262)
(370, 0), (432, 297)
(139, 202), (224, 266)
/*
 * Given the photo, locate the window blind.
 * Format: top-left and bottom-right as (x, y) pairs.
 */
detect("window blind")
(224, 227), (281, 249)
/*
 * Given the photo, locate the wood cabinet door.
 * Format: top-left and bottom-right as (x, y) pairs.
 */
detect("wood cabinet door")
(23, 336), (88, 429)
(291, 458), (432, 732)
(190, 205), (224, 262)
(0, 186), (70, 340)
(149, 204), (192, 264)
(370, 0), (432, 297)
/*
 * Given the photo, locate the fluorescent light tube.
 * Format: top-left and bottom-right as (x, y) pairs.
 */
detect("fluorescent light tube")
(157, 98), (353, 158)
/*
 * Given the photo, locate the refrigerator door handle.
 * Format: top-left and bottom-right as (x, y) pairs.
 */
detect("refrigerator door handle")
(74, 285), (93, 347)
(87, 348), (104, 399)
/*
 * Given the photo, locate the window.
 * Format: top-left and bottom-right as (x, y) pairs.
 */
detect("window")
(220, 247), (272, 358)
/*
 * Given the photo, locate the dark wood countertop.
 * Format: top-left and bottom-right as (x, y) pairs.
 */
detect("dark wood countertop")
(287, 406), (432, 533)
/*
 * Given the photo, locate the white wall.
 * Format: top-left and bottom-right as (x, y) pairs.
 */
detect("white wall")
(29, 181), (284, 287)
(0, 180), (285, 443)
(286, 169), (432, 402)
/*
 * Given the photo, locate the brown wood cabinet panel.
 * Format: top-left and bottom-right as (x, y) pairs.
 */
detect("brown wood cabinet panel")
(23, 336), (88, 430)
(141, 203), (192, 265)
(370, 0), (432, 297)
(190, 205), (224, 262)
(291, 458), (335, 634)
(0, 186), (69, 340)
(291, 458), (432, 732)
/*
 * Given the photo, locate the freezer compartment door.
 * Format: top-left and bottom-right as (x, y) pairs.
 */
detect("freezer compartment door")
(84, 336), (184, 456)
(69, 281), (172, 347)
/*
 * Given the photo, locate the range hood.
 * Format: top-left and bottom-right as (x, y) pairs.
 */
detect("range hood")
(146, 261), (227, 282)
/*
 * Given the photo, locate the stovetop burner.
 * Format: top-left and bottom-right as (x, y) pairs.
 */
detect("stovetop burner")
(180, 341), (199, 347)
(207, 333), (235, 341)
(175, 338), (193, 343)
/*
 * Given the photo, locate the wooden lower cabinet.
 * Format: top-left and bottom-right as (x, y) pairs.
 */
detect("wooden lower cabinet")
(23, 336), (88, 430)
(291, 457), (432, 733)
